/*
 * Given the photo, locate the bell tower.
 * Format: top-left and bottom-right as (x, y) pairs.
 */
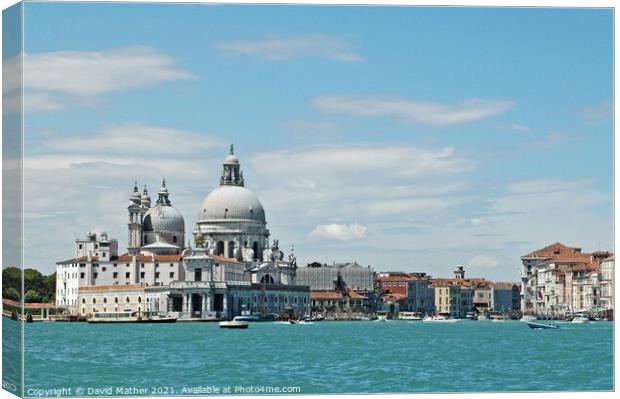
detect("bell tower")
(128, 182), (143, 255)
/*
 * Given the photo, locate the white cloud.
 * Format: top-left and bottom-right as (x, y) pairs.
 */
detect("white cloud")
(24, 46), (195, 96)
(3, 47), (195, 113)
(508, 178), (590, 195)
(44, 124), (224, 155)
(581, 100), (611, 125)
(499, 123), (530, 132)
(216, 34), (363, 62)
(312, 95), (514, 126)
(310, 223), (368, 241)
(250, 144), (471, 183)
(467, 255), (500, 269)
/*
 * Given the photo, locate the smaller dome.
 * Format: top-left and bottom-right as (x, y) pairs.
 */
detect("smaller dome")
(142, 204), (185, 233)
(224, 154), (239, 164)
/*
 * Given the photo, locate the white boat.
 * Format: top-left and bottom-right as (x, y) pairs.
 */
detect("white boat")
(87, 311), (176, 324)
(520, 315), (537, 322)
(478, 314), (489, 320)
(219, 317), (249, 329)
(376, 311), (388, 321)
(422, 315), (460, 323)
(398, 311), (423, 321)
(526, 321), (559, 330)
(571, 312), (589, 324)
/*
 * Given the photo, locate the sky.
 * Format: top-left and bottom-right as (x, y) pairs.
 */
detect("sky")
(4, 3), (613, 280)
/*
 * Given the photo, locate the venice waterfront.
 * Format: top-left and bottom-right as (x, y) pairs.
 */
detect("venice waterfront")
(7, 318), (614, 395)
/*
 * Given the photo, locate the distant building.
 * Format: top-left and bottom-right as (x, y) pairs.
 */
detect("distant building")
(431, 282), (461, 317)
(520, 242), (612, 316)
(491, 282), (520, 312)
(296, 262), (375, 291)
(599, 256), (614, 313)
(376, 272), (433, 314)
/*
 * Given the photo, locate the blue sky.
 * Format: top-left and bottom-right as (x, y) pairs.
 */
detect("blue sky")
(9, 3), (613, 279)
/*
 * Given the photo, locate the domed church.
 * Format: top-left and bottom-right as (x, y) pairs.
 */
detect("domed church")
(194, 144), (269, 261)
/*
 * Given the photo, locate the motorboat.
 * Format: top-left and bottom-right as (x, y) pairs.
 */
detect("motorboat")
(398, 311), (423, 321)
(520, 315), (537, 322)
(526, 321), (559, 329)
(571, 312), (589, 323)
(465, 312), (478, 320)
(219, 317), (249, 329)
(376, 311), (389, 321)
(422, 315), (459, 323)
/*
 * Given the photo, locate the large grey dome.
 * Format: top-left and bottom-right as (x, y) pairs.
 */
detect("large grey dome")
(143, 204), (185, 233)
(198, 185), (265, 223)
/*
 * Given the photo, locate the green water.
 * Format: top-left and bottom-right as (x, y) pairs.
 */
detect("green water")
(8, 318), (614, 396)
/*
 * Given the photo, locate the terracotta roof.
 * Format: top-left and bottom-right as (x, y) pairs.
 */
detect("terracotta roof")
(522, 242), (584, 259)
(493, 282), (518, 289)
(311, 291), (343, 300)
(347, 289), (366, 299)
(79, 284), (147, 293)
(2, 298), (54, 309)
(116, 254), (183, 262)
(383, 293), (407, 301)
(546, 253), (593, 264)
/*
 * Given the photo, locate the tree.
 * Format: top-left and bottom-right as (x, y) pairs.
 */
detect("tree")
(24, 269), (45, 293)
(24, 289), (42, 303)
(3, 287), (20, 301)
(2, 267), (22, 293)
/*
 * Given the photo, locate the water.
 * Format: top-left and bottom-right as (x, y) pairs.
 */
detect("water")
(9, 319), (614, 395)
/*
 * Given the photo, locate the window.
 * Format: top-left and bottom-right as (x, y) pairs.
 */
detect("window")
(155, 263), (159, 268)
(102, 267), (106, 272)
(169, 272), (175, 278)
(126, 263), (129, 267)
(141, 263), (145, 268)
(113, 264), (117, 267)
(95, 244), (98, 249)
(93, 273), (98, 279)
(113, 272), (118, 278)
(79, 244), (83, 249)
(125, 272), (130, 278)
(140, 272), (145, 278)
(155, 272), (160, 279)
(170, 263), (174, 267)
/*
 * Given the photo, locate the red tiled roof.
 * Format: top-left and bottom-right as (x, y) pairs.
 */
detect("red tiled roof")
(522, 242), (584, 259)
(493, 282), (518, 288)
(310, 291), (343, 300)
(376, 275), (421, 282)
(2, 298), (54, 309)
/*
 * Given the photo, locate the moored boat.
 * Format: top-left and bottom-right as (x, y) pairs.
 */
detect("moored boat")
(398, 311), (423, 321)
(87, 311), (177, 324)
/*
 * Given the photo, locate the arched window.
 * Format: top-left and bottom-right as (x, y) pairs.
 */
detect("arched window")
(228, 241), (235, 258)
(92, 298), (96, 304)
(138, 297), (142, 303)
(260, 274), (274, 284)
(103, 297), (107, 304)
(173, 236), (177, 244)
(82, 298), (86, 304)
(115, 297), (118, 303)
(126, 297), (130, 303)
(216, 241), (225, 256)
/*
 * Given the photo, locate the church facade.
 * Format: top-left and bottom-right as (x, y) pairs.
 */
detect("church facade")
(55, 146), (310, 320)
